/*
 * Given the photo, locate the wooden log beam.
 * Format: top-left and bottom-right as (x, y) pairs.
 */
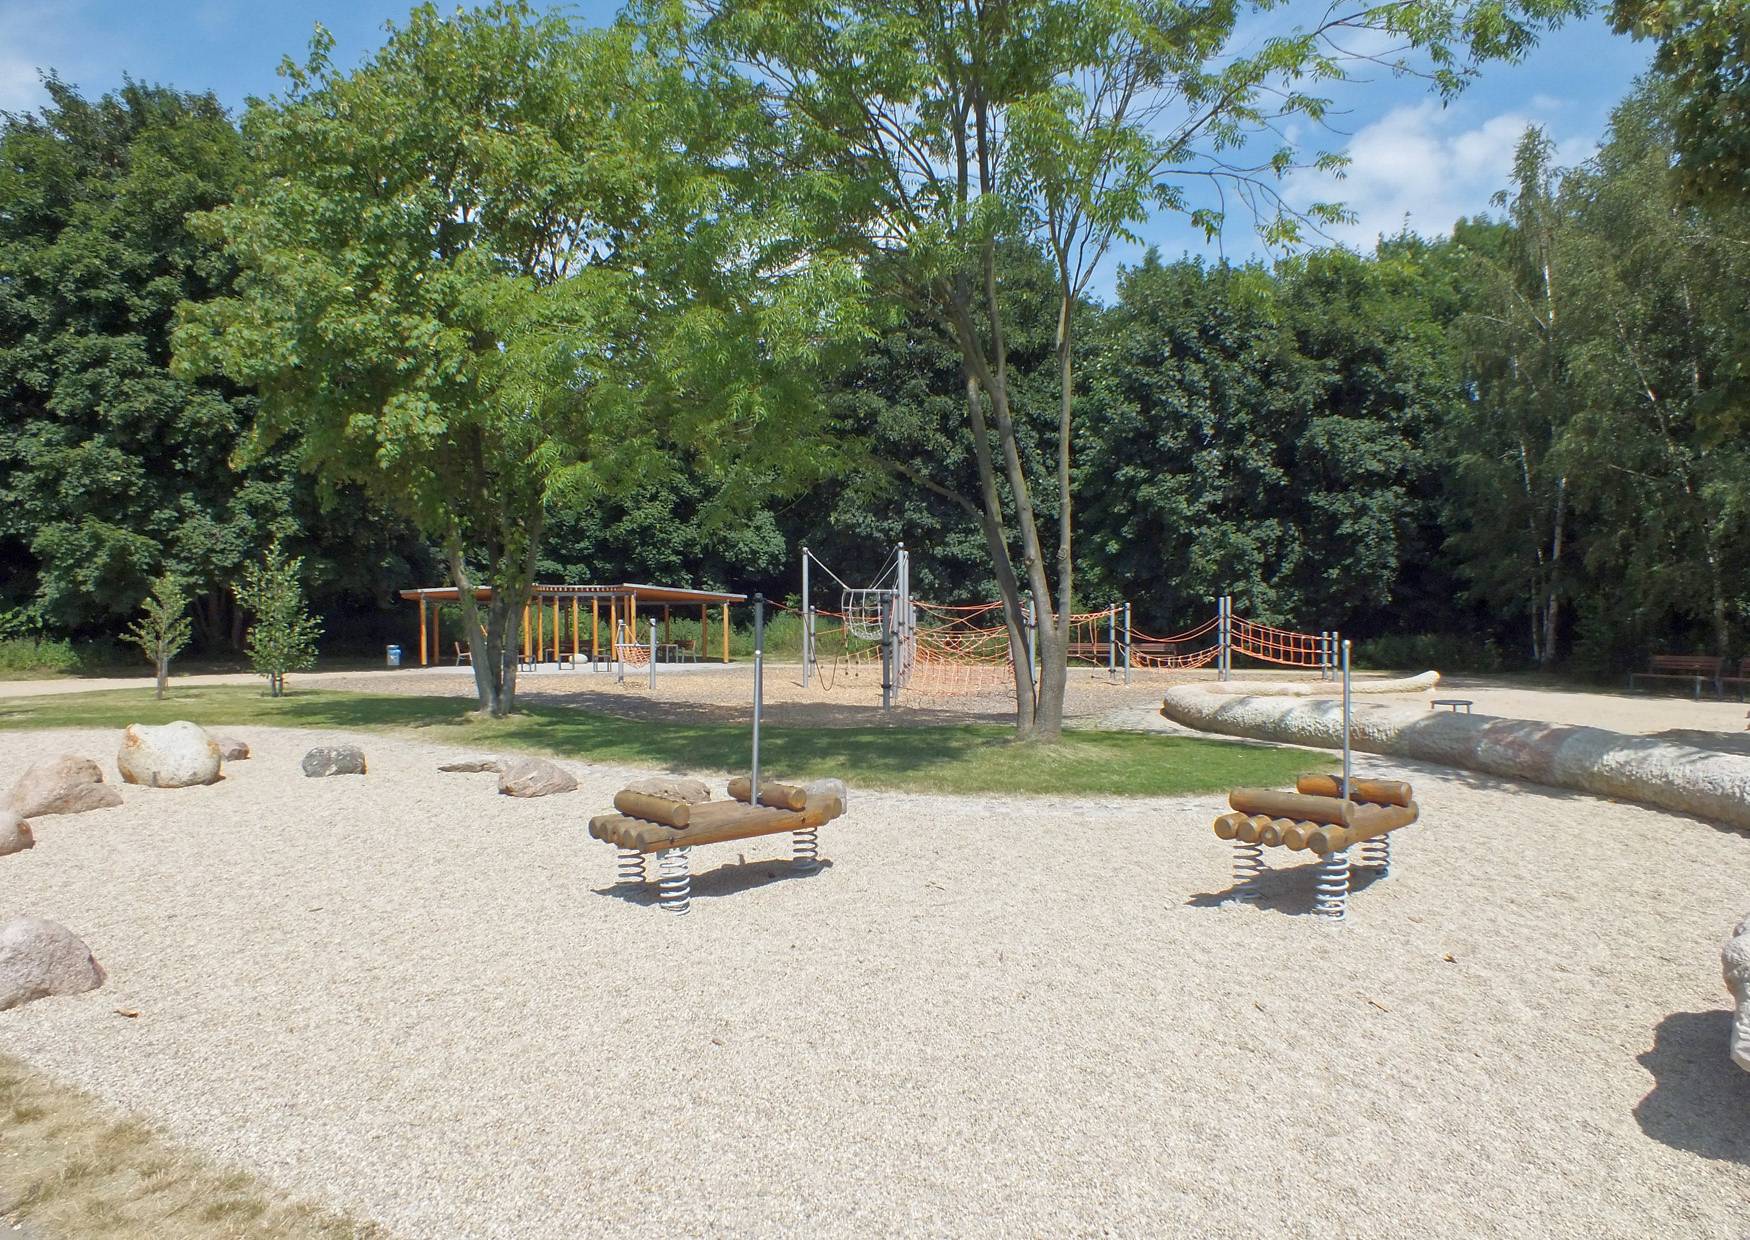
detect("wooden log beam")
(1229, 788), (1358, 828)
(1297, 774), (1414, 807)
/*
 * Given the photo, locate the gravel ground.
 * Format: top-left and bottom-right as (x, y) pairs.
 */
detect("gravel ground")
(2, 725), (1746, 1239)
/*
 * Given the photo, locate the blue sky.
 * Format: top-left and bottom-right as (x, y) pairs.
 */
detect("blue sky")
(0, 0), (1651, 270)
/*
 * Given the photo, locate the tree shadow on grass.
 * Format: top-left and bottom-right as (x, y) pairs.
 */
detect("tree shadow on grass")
(1633, 1010), (1750, 1164)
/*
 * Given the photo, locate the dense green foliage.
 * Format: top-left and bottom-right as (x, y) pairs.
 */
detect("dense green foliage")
(0, 9), (1744, 687)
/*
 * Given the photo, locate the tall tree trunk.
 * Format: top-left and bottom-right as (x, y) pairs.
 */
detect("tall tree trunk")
(1540, 475), (1567, 671)
(962, 371), (1037, 732)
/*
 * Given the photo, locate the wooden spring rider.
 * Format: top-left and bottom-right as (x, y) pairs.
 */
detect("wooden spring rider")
(1213, 638), (1419, 920)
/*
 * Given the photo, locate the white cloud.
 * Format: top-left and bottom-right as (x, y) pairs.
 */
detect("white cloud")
(1286, 98), (1597, 247)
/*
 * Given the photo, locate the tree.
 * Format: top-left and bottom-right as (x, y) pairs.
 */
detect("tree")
(124, 574), (192, 698)
(0, 77), (278, 642)
(176, 3), (856, 716)
(236, 540), (322, 696)
(678, 0), (1586, 739)
(1610, 0), (1750, 207)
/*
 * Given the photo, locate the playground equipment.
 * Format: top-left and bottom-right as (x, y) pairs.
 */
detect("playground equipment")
(1211, 639), (1420, 920)
(800, 544), (915, 705)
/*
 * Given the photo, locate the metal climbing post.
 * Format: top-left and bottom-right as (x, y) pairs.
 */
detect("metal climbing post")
(1341, 636), (1351, 803)
(879, 594), (894, 710)
(751, 593), (765, 795)
(1123, 601), (1132, 685)
(648, 618), (657, 689)
(800, 546), (812, 687)
(1219, 595), (1232, 682)
(1107, 606), (1116, 679)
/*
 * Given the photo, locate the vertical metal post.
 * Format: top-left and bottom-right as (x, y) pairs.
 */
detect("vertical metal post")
(648, 618), (656, 689)
(1024, 597), (1037, 686)
(1123, 602), (1132, 685)
(1341, 637), (1352, 803)
(880, 594), (894, 710)
(801, 546), (812, 688)
(615, 619), (625, 684)
(896, 543), (910, 690)
(751, 593), (765, 795)
(1107, 605), (1116, 679)
(1219, 595), (1231, 681)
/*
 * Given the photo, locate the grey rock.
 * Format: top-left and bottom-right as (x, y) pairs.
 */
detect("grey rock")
(439, 757), (504, 774)
(302, 745), (367, 778)
(1726, 914), (1750, 1075)
(0, 808), (34, 857)
(497, 757), (578, 798)
(117, 722), (221, 789)
(7, 755), (123, 817)
(0, 916), (105, 1011)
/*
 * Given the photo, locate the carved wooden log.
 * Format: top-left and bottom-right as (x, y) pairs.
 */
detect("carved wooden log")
(1297, 774), (1414, 806)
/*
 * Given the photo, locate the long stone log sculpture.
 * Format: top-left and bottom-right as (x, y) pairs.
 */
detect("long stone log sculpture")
(1163, 686), (1750, 831)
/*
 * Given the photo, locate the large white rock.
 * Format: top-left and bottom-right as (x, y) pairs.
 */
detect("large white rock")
(1726, 915), (1750, 1075)
(7, 754), (123, 817)
(0, 916), (105, 1011)
(0, 808), (34, 857)
(117, 722), (222, 789)
(497, 757), (578, 798)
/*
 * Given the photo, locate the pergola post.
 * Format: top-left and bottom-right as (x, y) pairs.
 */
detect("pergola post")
(552, 596), (560, 662)
(571, 597), (580, 663)
(721, 603), (729, 663)
(418, 597), (428, 666)
(629, 594), (638, 647)
(610, 598), (619, 660)
(592, 599), (600, 663)
(523, 604), (532, 660)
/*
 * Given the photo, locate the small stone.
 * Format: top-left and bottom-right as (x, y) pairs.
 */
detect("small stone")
(1725, 913), (1750, 1075)
(117, 722), (221, 789)
(438, 757), (503, 774)
(623, 776), (710, 804)
(0, 916), (105, 1011)
(212, 736), (250, 761)
(302, 745), (367, 778)
(0, 809), (34, 857)
(497, 757), (578, 798)
(7, 755), (123, 817)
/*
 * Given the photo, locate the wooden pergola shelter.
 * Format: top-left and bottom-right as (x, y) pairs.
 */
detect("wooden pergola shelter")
(396, 583), (748, 667)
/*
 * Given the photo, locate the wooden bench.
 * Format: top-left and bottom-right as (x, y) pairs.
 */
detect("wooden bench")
(1214, 775), (1419, 919)
(1631, 654), (1725, 699)
(588, 779), (846, 916)
(1722, 657), (1750, 699)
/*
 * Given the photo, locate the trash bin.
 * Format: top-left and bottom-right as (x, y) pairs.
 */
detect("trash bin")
(386, 644), (402, 668)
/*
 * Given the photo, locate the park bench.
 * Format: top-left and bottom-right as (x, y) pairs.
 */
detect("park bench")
(588, 777), (846, 916)
(1721, 657), (1750, 700)
(1630, 654), (1725, 699)
(1215, 774), (1420, 919)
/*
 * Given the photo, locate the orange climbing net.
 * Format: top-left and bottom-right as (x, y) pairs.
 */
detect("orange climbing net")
(1229, 616), (1327, 668)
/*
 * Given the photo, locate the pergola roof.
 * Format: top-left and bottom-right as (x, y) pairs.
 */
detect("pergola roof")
(397, 582), (747, 605)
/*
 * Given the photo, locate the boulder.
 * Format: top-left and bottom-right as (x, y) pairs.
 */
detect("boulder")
(302, 745), (366, 778)
(0, 917), (105, 1011)
(1726, 914), (1750, 1075)
(117, 722), (221, 789)
(497, 757), (578, 798)
(623, 776), (711, 804)
(7, 755), (123, 817)
(0, 809), (34, 857)
(212, 736), (250, 761)
(438, 756), (504, 774)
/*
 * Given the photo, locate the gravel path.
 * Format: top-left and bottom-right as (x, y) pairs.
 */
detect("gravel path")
(2, 726), (1746, 1237)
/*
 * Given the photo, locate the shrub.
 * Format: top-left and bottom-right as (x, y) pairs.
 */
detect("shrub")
(1352, 632), (1512, 675)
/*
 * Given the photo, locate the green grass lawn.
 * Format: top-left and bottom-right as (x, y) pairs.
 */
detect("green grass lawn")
(0, 685), (1328, 798)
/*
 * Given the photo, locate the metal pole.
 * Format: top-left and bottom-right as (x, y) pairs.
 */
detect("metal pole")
(615, 619), (625, 684)
(1219, 595), (1230, 681)
(1123, 602), (1132, 685)
(801, 546), (812, 688)
(1107, 605), (1116, 679)
(751, 594), (765, 795)
(879, 594), (893, 710)
(648, 618), (656, 689)
(896, 543), (910, 690)
(1341, 637), (1352, 802)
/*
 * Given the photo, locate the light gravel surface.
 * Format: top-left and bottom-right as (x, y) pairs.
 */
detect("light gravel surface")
(1, 726), (1747, 1239)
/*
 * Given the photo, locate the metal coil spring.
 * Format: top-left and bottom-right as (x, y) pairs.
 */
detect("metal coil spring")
(791, 826), (819, 872)
(1231, 840), (1264, 899)
(1315, 849), (1350, 920)
(616, 848), (647, 887)
(1357, 835), (1391, 875)
(657, 847), (691, 916)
